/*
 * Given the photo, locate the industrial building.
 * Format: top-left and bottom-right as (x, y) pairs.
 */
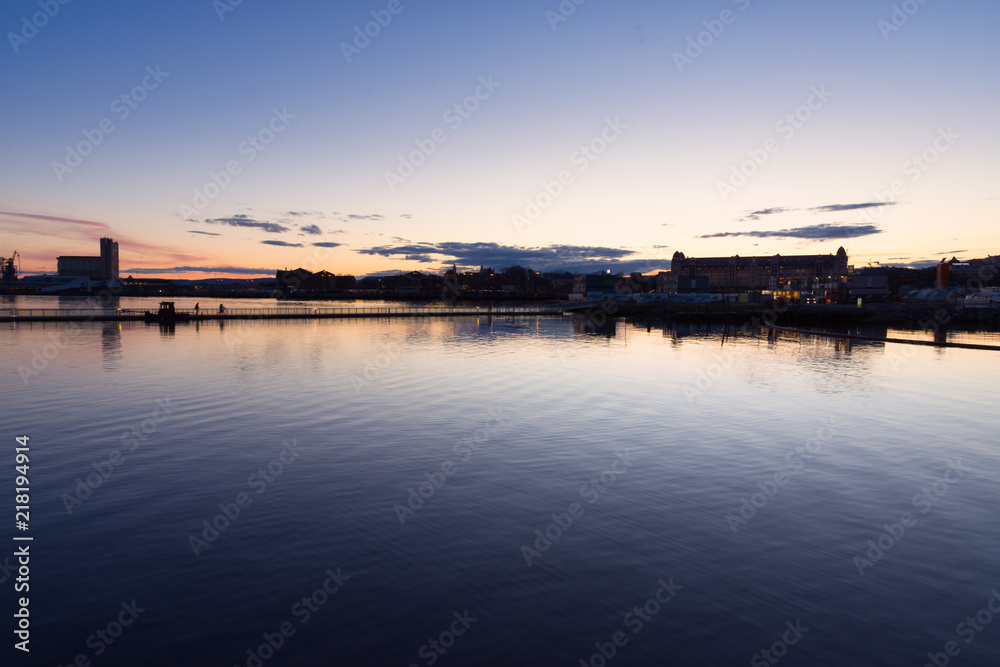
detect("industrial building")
(57, 237), (119, 281)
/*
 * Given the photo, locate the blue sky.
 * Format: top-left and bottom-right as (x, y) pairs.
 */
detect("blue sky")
(1, 0), (997, 277)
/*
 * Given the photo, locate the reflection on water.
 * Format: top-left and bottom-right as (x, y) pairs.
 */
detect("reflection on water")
(101, 321), (122, 370)
(2, 314), (1000, 665)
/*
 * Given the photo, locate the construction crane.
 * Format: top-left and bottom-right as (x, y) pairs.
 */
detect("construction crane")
(2, 251), (20, 281)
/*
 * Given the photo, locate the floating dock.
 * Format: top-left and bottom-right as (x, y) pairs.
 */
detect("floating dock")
(0, 305), (567, 323)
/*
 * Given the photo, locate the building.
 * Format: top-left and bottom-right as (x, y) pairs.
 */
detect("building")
(670, 247), (849, 290)
(276, 268), (356, 293)
(57, 237), (119, 281)
(942, 256), (1000, 287)
(657, 272), (709, 293)
(849, 272), (889, 298)
(443, 265), (499, 294)
(572, 274), (622, 299)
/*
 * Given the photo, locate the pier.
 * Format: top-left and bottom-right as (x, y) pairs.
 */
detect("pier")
(768, 323), (1000, 351)
(0, 305), (568, 323)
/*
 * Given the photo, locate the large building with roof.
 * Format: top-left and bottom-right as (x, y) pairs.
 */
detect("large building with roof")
(669, 247), (849, 290)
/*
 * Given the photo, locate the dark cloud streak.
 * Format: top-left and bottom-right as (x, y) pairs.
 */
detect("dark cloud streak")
(700, 224), (881, 240)
(123, 266), (271, 275)
(810, 202), (897, 213)
(261, 240), (304, 247)
(202, 214), (290, 234)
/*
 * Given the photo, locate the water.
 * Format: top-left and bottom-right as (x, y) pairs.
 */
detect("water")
(2, 305), (1000, 666)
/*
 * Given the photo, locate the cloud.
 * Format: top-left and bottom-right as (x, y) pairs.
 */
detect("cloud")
(202, 214), (289, 234)
(261, 240), (304, 247)
(0, 210), (202, 264)
(299, 224), (322, 235)
(188, 230), (221, 236)
(312, 242), (342, 248)
(355, 241), (666, 274)
(736, 203), (897, 222)
(399, 213), (413, 219)
(897, 260), (942, 269)
(346, 213), (385, 221)
(0, 210), (111, 231)
(810, 202), (897, 213)
(742, 207), (794, 220)
(700, 224), (882, 240)
(122, 266), (271, 275)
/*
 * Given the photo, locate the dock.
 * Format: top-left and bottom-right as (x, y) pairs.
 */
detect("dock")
(1, 305), (567, 323)
(768, 323), (1000, 351)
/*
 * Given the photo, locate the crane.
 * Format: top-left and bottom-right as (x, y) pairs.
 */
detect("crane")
(2, 251), (20, 281)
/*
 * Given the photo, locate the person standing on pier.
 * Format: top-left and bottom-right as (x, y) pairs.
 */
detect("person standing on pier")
(219, 304), (225, 314)
(194, 303), (199, 314)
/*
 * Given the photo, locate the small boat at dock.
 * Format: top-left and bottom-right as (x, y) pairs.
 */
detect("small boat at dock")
(144, 301), (192, 323)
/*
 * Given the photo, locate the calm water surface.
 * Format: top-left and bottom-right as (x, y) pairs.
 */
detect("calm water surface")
(2, 302), (1000, 665)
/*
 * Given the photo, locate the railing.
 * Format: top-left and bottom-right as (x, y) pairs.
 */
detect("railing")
(3, 308), (126, 319)
(2, 305), (567, 320)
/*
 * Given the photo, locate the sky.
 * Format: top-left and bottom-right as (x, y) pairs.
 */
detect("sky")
(1, 0), (997, 278)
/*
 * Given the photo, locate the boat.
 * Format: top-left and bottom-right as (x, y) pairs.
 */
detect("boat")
(964, 287), (1000, 309)
(144, 301), (192, 323)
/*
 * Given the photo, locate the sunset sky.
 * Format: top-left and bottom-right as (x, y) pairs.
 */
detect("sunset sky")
(1, 0), (997, 278)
